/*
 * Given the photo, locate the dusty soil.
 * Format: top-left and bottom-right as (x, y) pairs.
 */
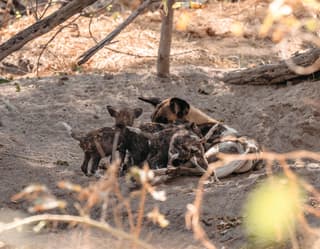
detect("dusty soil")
(1, 71), (320, 249)
(0, 1), (320, 249)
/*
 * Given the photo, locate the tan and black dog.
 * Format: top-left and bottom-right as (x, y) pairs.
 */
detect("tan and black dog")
(138, 97), (219, 125)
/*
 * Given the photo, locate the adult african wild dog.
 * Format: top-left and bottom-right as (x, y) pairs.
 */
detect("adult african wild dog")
(139, 96), (262, 178)
(61, 105), (143, 176)
(138, 96), (219, 124)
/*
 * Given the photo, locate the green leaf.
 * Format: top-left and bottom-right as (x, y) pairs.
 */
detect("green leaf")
(14, 82), (21, 92)
(0, 78), (10, 84)
(243, 176), (305, 244)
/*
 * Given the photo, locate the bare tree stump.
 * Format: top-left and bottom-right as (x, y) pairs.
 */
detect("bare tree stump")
(220, 48), (320, 85)
(157, 0), (174, 77)
(0, 0), (97, 62)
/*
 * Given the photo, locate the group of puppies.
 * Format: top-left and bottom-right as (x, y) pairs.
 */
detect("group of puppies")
(62, 97), (262, 180)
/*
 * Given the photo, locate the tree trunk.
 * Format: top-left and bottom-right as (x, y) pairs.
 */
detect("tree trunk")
(0, 0), (97, 62)
(220, 48), (320, 85)
(157, 0), (174, 78)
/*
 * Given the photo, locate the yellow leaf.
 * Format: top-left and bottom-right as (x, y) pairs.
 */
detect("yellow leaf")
(231, 22), (244, 37)
(176, 12), (191, 31)
(244, 176), (304, 243)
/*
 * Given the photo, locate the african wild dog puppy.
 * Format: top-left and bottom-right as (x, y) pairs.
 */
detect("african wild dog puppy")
(167, 126), (208, 175)
(62, 105), (143, 176)
(120, 122), (207, 174)
(119, 121), (179, 171)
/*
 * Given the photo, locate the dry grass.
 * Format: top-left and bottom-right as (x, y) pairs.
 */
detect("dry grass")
(0, 0), (275, 79)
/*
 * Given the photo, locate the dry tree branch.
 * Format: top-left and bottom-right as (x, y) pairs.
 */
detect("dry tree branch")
(186, 150), (320, 249)
(284, 38), (320, 75)
(185, 161), (222, 249)
(134, 165), (149, 239)
(0, 214), (154, 249)
(88, 14), (98, 43)
(77, 0), (157, 65)
(215, 150), (320, 163)
(38, 0), (54, 20)
(36, 14), (81, 76)
(0, 0), (98, 62)
(113, 181), (135, 233)
(104, 47), (206, 58)
(85, 8), (204, 60)
(221, 48), (320, 85)
(85, 0), (114, 44)
(31, 0), (40, 20)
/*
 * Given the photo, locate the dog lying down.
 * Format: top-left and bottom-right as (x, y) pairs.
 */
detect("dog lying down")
(138, 96), (263, 178)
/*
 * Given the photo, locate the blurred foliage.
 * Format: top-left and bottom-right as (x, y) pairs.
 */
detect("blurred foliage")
(0, 78), (10, 84)
(244, 176), (305, 244)
(260, 0), (320, 42)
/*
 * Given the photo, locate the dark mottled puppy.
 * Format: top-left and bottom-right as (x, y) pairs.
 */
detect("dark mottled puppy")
(62, 106), (142, 176)
(120, 123), (207, 174)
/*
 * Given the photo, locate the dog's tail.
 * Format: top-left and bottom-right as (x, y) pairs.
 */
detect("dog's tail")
(138, 96), (162, 106)
(59, 122), (83, 141)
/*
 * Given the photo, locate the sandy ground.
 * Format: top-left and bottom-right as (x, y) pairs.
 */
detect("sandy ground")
(0, 71), (320, 249)
(0, 1), (320, 248)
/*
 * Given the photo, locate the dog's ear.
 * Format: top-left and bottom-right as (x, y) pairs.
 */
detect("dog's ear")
(169, 98), (190, 118)
(138, 96), (162, 107)
(133, 108), (143, 118)
(107, 105), (118, 117)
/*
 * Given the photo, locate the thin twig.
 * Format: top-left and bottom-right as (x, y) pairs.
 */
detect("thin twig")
(105, 47), (206, 58)
(88, 15), (98, 43)
(77, 0), (156, 65)
(0, 214), (154, 249)
(114, 181), (135, 233)
(186, 149), (320, 249)
(36, 14), (81, 77)
(39, 0), (54, 20)
(134, 165), (148, 238)
(215, 150), (320, 165)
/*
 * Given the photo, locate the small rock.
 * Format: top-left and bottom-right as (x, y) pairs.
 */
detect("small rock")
(103, 73), (114, 80)
(198, 88), (210, 95)
(55, 160), (69, 167)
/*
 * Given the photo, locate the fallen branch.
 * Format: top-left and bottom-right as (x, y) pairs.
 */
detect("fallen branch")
(77, 0), (156, 65)
(220, 48), (320, 85)
(0, 0), (98, 62)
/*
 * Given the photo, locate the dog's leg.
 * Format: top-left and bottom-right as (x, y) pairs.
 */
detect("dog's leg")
(90, 154), (101, 176)
(190, 156), (207, 174)
(81, 152), (91, 176)
(202, 123), (219, 141)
